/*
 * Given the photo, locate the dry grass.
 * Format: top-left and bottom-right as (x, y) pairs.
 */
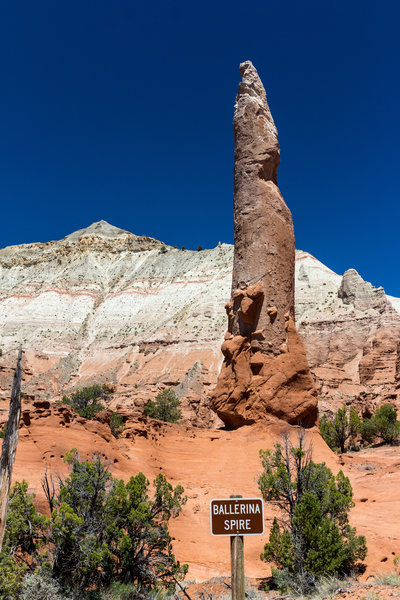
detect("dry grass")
(373, 571), (400, 586)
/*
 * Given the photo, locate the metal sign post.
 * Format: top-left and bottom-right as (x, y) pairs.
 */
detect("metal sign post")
(210, 495), (264, 600)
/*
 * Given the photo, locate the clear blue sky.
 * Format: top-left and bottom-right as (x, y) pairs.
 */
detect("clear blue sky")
(1, 1), (399, 296)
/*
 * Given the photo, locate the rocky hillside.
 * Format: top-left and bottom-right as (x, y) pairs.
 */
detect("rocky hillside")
(1, 221), (399, 417)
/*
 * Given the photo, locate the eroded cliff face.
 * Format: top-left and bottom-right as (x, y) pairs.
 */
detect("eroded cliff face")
(0, 221), (232, 425)
(296, 255), (400, 414)
(0, 221), (399, 419)
(212, 61), (317, 428)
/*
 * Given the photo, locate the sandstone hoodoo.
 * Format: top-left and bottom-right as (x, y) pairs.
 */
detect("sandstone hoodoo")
(213, 61), (318, 428)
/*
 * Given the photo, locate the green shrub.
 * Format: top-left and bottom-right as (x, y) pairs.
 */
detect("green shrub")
(320, 406), (361, 453)
(3, 481), (48, 564)
(360, 404), (400, 446)
(12, 452), (188, 598)
(110, 412), (124, 438)
(2, 451), (188, 598)
(0, 553), (27, 599)
(62, 384), (112, 419)
(53, 452), (187, 595)
(106, 581), (138, 599)
(144, 388), (181, 423)
(258, 432), (367, 594)
(372, 404), (400, 444)
(0, 423), (7, 438)
(361, 417), (376, 444)
(0, 481), (49, 598)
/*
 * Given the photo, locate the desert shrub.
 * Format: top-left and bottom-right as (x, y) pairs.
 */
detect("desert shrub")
(104, 471), (187, 590)
(105, 581), (138, 599)
(197, 246), (203, 251)
(258, 432), (367, 594)
(360, 404), (400, 446)
(144, 388), (181, 423)
(0, 553), (27, 599)
(62, 383), (112, 419)
(50, 450), (114, 592)
(320, 406), (361, 452)
(374, 572), (400, 586)
(372, 404), (400, 444)
(361, 417), (377, 444)
(2, 481), (48, 565)
(0, 423), (7, 438)
(20, 568), (64, 600)
(105, 584), (171, 600)
(374, 556), (400, 585)
(1, 452), (187, 598)
(110, 412), (124, 438)
(51, 450), (187, 596)
(0, 481), (49, 598)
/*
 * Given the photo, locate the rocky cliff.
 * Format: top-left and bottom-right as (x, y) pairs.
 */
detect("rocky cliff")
(296, 252), (400, 415)
(1, 220), (399, 418)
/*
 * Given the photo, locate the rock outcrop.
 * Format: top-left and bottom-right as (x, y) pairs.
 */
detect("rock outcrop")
(296, 257), (400, 411)
(212, 61), (318, 428)
(338, 268), (387, 310)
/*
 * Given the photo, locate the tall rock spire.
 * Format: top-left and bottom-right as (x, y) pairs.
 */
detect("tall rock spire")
(212, 61), (317, 428)
(231, 60), (294, 352)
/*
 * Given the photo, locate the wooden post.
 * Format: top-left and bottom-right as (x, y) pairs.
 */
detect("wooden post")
(0, 348), (23, 552)
(230, 494), (245, 600)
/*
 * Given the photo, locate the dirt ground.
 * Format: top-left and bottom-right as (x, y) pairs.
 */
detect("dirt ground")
(178, 575), (400, 600)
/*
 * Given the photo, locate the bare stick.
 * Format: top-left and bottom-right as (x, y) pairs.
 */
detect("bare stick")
(0, 347), (23, 551)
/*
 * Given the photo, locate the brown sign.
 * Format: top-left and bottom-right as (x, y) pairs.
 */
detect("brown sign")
(210, 498), (264, 536)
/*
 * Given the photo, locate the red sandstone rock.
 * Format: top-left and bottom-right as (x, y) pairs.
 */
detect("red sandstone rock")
(213, 61), (317, 428)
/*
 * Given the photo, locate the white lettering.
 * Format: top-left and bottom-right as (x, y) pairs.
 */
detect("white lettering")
(211, 500), (263, 530)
